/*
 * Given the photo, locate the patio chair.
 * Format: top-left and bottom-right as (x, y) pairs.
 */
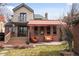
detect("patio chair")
(31, 35), (38, 43)
(44, 35), (53, 42)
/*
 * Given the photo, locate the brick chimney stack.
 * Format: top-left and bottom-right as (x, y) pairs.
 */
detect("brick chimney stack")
(45, 12), (48, 19)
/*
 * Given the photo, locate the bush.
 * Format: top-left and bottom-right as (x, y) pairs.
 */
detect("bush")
(26, 40), (30, 44)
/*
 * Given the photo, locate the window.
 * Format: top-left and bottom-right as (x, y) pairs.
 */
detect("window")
(40, 27), (44, 35)
(18, 27), (27, 36)
(34, 27), (38, 35)
(20, 13), (26, 22)
(47, 26), (50, 35)
(53, 26), (57, 34)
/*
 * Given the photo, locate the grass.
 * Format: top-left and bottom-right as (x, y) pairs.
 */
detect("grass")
(0, 43), (68, 56)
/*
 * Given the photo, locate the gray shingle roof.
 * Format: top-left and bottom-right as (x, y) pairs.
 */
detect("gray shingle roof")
(34, 14), (44, 19)
(13, 3), (34, 12)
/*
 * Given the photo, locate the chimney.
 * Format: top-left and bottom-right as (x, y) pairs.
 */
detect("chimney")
(45, 12), (48, 19)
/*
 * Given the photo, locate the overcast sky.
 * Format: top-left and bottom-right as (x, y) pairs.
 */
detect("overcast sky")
(5, 3), (72, 19)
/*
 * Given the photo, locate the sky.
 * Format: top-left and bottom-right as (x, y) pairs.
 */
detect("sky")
(5, 3), (72, 19)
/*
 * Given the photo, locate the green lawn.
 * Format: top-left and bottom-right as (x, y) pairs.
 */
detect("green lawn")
(0, 43), (68, 56)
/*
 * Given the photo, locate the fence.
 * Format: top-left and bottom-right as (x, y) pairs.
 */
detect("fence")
(5, 32), (11, 43)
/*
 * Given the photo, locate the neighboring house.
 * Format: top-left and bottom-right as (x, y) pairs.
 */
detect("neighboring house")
(34, 14), (46, 20)
(5, 3), (66, 42)
(0, 16), (5, 33)
(0, 15), (5, 41)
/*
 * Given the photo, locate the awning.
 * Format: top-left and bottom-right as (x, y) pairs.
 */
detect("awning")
(12, 22), (28, 27)
(27, 20), (66, 26)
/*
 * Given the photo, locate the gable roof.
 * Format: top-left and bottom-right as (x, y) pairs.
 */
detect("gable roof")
(13, 3), (34, 12)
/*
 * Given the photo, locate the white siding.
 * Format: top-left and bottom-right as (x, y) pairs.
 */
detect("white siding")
(0, 22), (5, 33)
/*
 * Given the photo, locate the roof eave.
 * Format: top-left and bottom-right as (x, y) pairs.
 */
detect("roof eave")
(13, 3), (34, 13)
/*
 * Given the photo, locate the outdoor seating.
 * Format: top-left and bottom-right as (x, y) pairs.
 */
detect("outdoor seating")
(31, 35), (38, 43)
(44, 35), (53, 42)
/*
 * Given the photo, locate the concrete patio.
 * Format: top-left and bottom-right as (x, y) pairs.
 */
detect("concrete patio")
(30, 41), (67, 46)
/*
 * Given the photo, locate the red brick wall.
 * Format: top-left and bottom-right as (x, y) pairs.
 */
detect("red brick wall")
(72, 24), (79, 54)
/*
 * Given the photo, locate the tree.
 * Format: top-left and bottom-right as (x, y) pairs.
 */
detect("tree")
(64, 27), (73, 52)
(63, 3), (79, 52)
(0, 3), (12, 23)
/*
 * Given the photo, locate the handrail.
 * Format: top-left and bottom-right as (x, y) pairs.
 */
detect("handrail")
(4, 32), (11, 43)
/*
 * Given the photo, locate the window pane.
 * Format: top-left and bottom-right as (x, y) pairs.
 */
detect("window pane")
(20, 13), (26, 22)
(34, 27), (38, 35)
(40, 27), (44, 35)
(47, 26), (50, 35)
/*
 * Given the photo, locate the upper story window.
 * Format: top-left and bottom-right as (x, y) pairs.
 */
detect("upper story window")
(20, 13), (27, 22)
